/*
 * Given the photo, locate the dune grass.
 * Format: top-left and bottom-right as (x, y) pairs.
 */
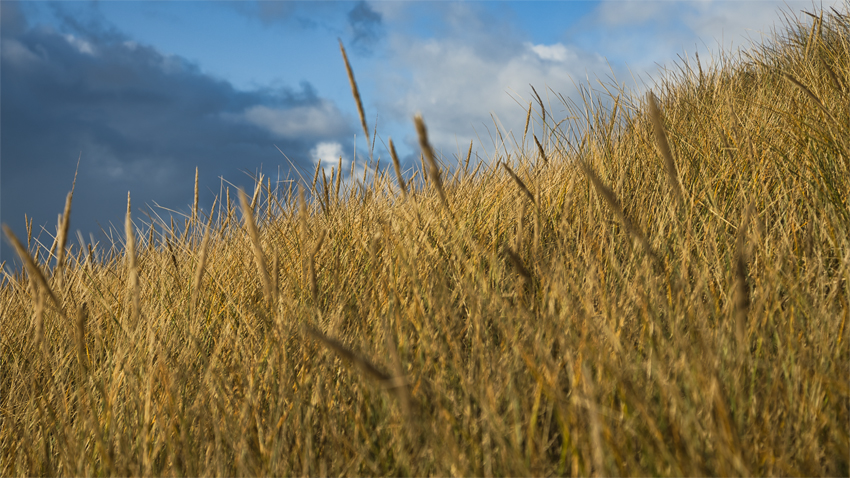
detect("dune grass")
(2, 6), (848, 476)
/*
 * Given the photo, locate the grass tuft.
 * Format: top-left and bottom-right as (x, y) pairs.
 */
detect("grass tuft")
(1, 6), (848, 476)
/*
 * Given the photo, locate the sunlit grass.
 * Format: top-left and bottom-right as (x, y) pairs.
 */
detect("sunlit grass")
(2, 6), (848, 476)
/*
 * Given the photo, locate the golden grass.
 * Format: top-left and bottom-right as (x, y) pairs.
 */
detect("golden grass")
(389, 138), (408, 200)
(340, 40), (370, 148)
(647, 92), (684, 207)
(1, 6), (848, 476)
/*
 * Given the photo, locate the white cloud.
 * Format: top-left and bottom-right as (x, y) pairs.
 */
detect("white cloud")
(372, 15), (608, 165)
(362, 1), (844, 170)
(311, 141), (344, 164)
(555, 0), (847, 106)
(237, 101), (348, 140)
(529, 43), (574, 63)
(64, 34), (96, 55)
(307, 140), (375, 192)
(585, 1), (844, 69)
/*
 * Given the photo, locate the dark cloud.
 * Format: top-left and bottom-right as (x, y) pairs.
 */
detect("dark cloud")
(1, 1), (28, 38)
(47, 1), (127, 45)
(348, 1), (383, 54)
(0, 2), (354, 269)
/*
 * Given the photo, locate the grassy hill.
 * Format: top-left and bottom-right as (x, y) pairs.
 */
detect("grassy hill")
(2, 6), (848, 476)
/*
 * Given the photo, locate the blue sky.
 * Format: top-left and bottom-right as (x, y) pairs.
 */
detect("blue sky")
(0, 0), (837, 270)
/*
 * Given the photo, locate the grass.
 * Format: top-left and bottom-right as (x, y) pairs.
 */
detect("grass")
(2, 6), (849, 476)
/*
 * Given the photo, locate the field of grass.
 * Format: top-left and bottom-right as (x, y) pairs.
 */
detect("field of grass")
(2, 6), (848, 476)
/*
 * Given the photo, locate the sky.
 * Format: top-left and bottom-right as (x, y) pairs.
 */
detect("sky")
(0, 0), (838, 271)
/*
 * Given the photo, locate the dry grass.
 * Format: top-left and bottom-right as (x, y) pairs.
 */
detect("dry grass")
(2, 7), (849, 476)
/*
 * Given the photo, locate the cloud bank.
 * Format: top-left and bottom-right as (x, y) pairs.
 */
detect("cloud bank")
(361, 1), (837, 167)
(0, 1), (356, 266)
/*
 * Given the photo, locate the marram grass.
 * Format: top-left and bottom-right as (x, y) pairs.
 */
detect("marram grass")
(2, 7), (849, 477)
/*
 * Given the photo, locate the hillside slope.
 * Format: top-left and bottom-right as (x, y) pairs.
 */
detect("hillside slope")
(2, 6), (848, 476)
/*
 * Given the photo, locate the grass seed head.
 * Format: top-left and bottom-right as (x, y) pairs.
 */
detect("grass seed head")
(239, 187), (274, 306)
(339, 39), (370, 146)
(415, 114), (449, 210)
